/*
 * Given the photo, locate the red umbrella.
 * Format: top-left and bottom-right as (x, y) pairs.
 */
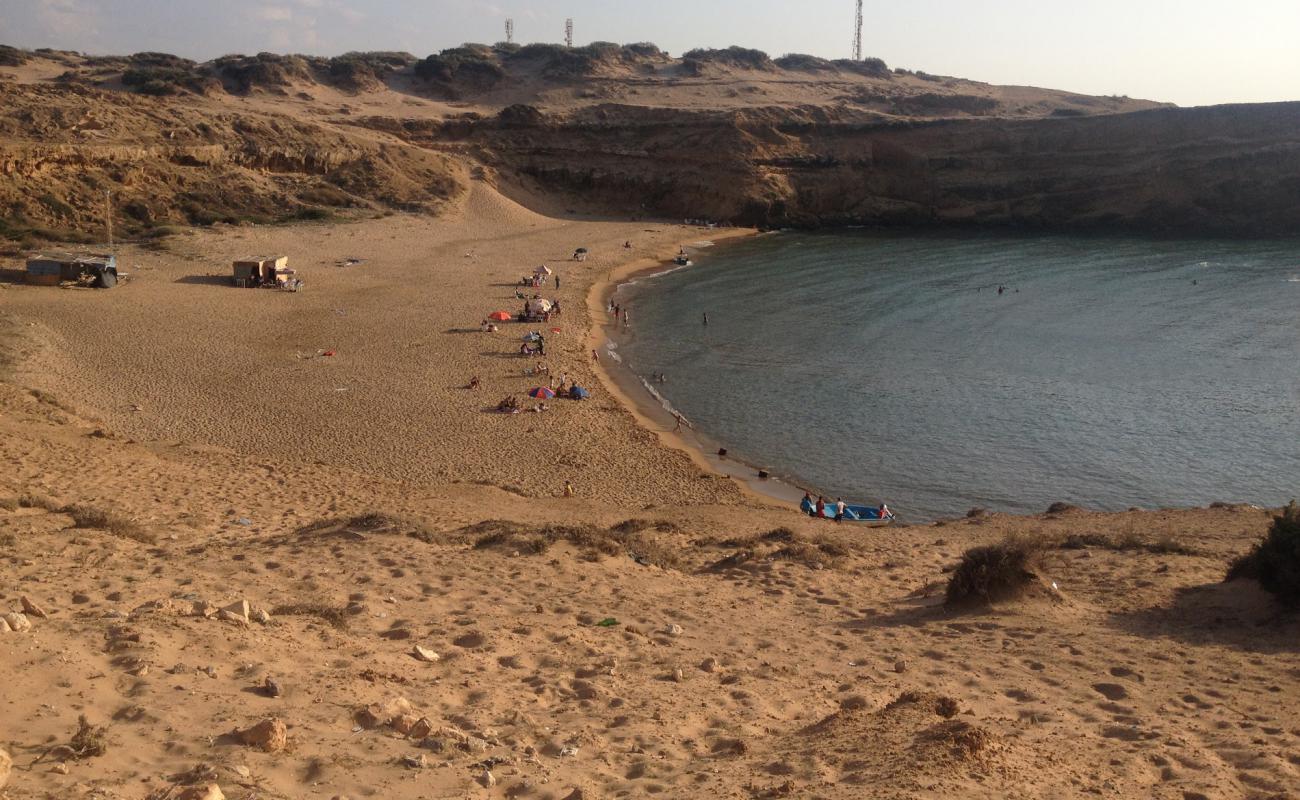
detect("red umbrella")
(488, 311), (512, 321)
(550, 327), (563, 333)
(527, 387), (556, 399)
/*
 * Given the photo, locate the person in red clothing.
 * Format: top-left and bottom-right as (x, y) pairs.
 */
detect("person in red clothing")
(815, 496), (826, 519)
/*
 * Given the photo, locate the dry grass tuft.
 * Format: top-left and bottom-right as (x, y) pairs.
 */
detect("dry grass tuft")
(945, 534), (1046, 607)
(296, 512), (440, 543)
(61, 503), (156, 544)
(467, 519), (683, 569)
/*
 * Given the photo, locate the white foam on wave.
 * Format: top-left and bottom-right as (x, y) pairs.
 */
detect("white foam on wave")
(639, 377), (683, 418)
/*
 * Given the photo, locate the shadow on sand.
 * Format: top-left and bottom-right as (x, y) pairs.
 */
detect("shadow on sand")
(1106, 579), (1298, 653)
(175, 275), (234, 286)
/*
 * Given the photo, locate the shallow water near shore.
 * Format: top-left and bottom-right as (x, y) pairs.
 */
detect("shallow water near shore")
(616, 231), (1300, 521)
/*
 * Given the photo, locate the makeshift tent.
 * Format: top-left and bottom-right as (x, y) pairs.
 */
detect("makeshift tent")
(527, 387), (556, 399)
(570, 386), (590, 400)
(534, 265), (553, 275)
(531, 298), (553, 313)
(489, 311), (512, 321)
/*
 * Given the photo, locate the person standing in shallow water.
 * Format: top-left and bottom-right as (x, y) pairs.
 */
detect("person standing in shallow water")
(703, 312), (708, 326)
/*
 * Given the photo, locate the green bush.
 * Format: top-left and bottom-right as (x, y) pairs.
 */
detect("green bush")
(1227, 501), (1300, 604)
(682, 46), (773, 70)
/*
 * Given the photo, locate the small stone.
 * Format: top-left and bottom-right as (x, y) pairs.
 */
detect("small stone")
(402, 754), (426, 770)
(481, 769), (496, 788)
(204, 665), (218, 678)
(251, 608), (271, 625)
(671, 668), (684, 683)
(263, 676), (283, 698)
(51, 762), (69, 774)
(464, 735), (489, 753)
(380, 627), (412, 640)
(131, 664), (150, 677)
(21, 596), (48, 618)
(0, 747), (10, 790)
(237, 718), (287, 753)
(71, 593), (91, 605)
(411, 645), (440, 663)
(699, 658), (719, 673)
(1, 613), (31, 633)
(390, 713), (419, 735)
(894, 660), (908, 674)
(0, 618), (10, 633)
(191, 601), (218, 618)
(176, 785), (225, 800)
(232, 765), (251, 778)
(665, 623), (683, 637)
(559, 744), (579, 757)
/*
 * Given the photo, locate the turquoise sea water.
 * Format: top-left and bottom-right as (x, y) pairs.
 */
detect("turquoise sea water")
(616, 232), (1300, 521)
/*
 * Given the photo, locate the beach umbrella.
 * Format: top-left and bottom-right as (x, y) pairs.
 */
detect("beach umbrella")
(534, 265), (553, 275)
(527, 387), (556, 399)
(550, 327), (563, 333)
(575, 247), (588, 254)
(570, 386), (590, 400)
(532, 298), (553, 313)
(488, 311), (512, 321)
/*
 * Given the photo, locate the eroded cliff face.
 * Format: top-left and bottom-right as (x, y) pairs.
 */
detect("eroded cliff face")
(442, 103), (1300, 235)
(2, 71), (1298, 242)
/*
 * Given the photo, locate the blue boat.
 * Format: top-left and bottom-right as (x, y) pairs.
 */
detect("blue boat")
(800, 497), (894, 524)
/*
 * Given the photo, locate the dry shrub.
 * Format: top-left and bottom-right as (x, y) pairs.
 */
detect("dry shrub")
(610, 518), (681, 534)
(887, 691), (961, 719)
(1226, 501), (1300, 605)
(61, 504), (156, 544)
(69, 715), (108, 758)
(271, 602), (350, 629)
(296, 512), (439, 543)
(945, 534), (1045, 607)
(468, 520), (681, 569)
(1045, 502), (1080, 515)
(1057, 530), (1199, 556)
(0, 496), (18, 512)
(18, 493), (59, 510)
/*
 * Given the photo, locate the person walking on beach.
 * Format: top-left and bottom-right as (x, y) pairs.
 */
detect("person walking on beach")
(592, 349), (600, 362)
(555, 275), (560, 290)
(613, 303), (620, 319)
(622, 308), (629, 327)
(563, 480), (575, 498)
(702, 311), (708, 326)
(834, 497), (846, 523)
(673, 411), (684, 432)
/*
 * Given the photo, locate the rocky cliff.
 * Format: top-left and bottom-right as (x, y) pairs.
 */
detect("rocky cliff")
(2, 45), (1298, 241)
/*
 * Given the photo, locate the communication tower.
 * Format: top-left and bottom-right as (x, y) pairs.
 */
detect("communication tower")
(565, 18), (573, 48)
(505, 18), (514, 44)
(853, 0), (863, 61)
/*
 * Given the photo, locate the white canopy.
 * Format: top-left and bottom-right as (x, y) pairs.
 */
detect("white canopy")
(534, 265), (553, 275)
(530, 298), (554, 313)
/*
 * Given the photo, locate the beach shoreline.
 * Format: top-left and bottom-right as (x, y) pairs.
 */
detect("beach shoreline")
(580, 228), (815, 511)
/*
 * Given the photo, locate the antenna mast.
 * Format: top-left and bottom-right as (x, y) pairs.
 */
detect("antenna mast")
(853, 0), (863, 61)
(565, 18), (573, 48)
(505, 18), (514, 44)
(104, 190), (114, 250)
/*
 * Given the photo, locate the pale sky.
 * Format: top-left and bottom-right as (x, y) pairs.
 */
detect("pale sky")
(3, 0), (1299, 107)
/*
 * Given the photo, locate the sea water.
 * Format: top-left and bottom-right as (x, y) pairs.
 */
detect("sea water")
(617, 231), (1300, 521)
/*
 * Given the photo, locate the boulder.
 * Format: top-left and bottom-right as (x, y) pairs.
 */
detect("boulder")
(1, 613), (31, 633)
(176, 785), (225, 800)
(0, 746), (11, 790)
(237, 718), (287, 752)
(21, 596), (48, 618)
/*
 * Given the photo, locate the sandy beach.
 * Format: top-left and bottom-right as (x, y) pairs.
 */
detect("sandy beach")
(1, 177), (1297, 800)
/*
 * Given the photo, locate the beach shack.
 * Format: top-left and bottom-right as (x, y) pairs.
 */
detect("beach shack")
(232, 255), (294, 288)
(26, 253), (119, 288)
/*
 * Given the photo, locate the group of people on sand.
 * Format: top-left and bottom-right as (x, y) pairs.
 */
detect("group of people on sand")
(801, 492), (890, 523)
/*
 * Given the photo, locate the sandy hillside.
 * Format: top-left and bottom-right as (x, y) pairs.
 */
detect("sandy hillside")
(1, 178), (1298, 800)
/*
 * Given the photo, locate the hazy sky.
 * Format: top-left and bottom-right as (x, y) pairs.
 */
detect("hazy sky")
(3, 0), (1299, 107)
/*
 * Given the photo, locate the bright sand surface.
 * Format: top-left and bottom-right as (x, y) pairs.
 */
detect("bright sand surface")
(0, 182), (1297, 799)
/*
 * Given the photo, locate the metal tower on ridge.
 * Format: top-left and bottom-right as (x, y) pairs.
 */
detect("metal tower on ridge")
(505, 18), (514, 44)
(565, 18), (573, 48)
(853, 0), (863, 60)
